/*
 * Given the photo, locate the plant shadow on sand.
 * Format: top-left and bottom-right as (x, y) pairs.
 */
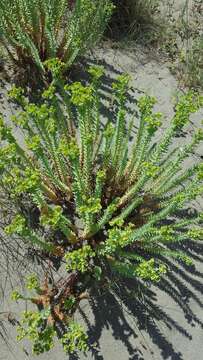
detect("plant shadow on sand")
(68, 205), (203, 360)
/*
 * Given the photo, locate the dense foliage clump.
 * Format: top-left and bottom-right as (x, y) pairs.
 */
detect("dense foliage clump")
(1, 63), (202, 354)
(0, 0), (113, 72)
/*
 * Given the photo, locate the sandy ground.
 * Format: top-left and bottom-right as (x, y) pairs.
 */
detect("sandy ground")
(0, 44), (203, 360)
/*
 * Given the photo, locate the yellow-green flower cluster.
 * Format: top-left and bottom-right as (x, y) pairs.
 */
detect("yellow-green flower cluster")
(66, 82), (93, 107)
(142, 162), (159, 177)
(79, 197), (102, 215)
(61, 322), (88, 354)
(40, 206), (63, 229)
(135, 258), (167, 282)
(173, 92), (203, 130)
(5, 215), (27, 236)
(65, 245), (95, 273)
(88, 65), (105, 80)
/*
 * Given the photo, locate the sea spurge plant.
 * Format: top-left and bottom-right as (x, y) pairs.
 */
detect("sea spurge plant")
(12, 274), (88, 355)
(88, 65), (105, 82)
(112, 73), (131, 105)
(3, 64), (203, 354)
(5, 215), (27, 236)
(65, 245), (95, 272)
(44, 59), (66, 79)
(16, 310), (56, 355)
(7, 85), (25, 102)
(110, 257), (167, 282)
(67, 82), (94, 106)
(61, 322), (88, 353)
(135, 259), (167, 282)
(25, 274), (40, 291)
(4, 214), (53, 251)
(0, 0), (114, 73)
